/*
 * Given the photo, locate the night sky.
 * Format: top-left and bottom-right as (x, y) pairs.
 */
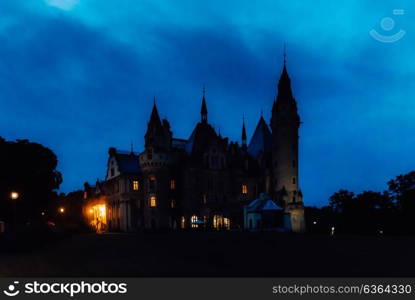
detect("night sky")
(1, 0), (414, 206)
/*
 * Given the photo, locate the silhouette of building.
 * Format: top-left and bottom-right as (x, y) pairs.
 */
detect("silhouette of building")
(83, 60), (305, 233)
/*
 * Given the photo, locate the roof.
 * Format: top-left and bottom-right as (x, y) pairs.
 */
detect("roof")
(112, 150), (141, 174)
(246, 193), (282, 212)
(185, 122), (218, 154)
(172, 138), (187, 150)
(247, 116), (272, 157)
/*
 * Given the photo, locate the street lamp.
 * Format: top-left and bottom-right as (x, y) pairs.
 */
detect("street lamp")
(59, 207), (65, 214)
(10, 192), (19, 200)
(10, 191), (19, 229)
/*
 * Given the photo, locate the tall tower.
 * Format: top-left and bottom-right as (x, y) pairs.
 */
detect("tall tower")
(270, 55), (305, 233)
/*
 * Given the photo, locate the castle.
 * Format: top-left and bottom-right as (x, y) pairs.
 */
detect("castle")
(83, 59), (305, 233)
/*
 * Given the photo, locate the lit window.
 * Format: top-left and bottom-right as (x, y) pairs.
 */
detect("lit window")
(224, 218), (230, 230)
(133, 180), (139, 191)
(191, 215), (198, 228)
(171, 199), (176, 208)
(83, 191), (87, 199)
(180, 216), (186, 229)
(242, 184), (248, 194)
(150, 196), (157, 207)
(213, 215), (225, 229)
(170, 179), (176, 190)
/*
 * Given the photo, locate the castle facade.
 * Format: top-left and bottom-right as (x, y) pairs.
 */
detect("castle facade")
(83, 61), (305, 233)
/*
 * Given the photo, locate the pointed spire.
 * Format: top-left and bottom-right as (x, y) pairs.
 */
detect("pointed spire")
(149, 97), (161, 125)
(242, 115), (247, 147)
(130, 140), (134, 154)
(201, 86), (208, 123)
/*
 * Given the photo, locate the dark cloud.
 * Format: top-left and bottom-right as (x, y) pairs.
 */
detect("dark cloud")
(1, 0), (414, 206)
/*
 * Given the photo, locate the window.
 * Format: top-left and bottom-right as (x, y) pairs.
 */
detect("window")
(133, 180), (139, 191)
(180, 216), (186, 229)
(242, 184), (248, 194)
(292, 160), (296, 168)
(223, 218), (230, 230)
(170, 199), (176, 208)
(202, 194), (207, 204)
(150, 196), (157, 207)
(170, 179), (176, 190)
(292, 177), (296, 184)
(191, 215), (198, 228)
(110, 168), (114, 177)
(213, 215), (223, 230)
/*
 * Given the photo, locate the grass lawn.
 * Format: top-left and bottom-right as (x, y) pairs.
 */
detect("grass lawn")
(0, 232), (414, 277)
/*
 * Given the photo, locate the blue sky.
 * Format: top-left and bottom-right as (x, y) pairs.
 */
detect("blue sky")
(0, 0), (414, 206)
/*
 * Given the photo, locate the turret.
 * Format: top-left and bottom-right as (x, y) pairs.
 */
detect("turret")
(270, 53), (305, 233)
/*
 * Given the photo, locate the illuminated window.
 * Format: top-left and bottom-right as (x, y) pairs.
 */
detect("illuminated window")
(150, 196), (157, 207)
(180, 216), (186, 229)
(170, 179), (176, 190)
(191, 215), (198, 228)
(242, 184), (248, 194)
(171, 199), (176, 208)
(224, 218), (230, 230)
(133, 180), (139, 191)
(213, 215), (223, 230)
(83, 191), (87, 200)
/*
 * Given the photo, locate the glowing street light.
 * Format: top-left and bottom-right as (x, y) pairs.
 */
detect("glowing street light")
(10, 191), (19, 200)
(10, 191), (19, 229)
(59, 207), (65, 214)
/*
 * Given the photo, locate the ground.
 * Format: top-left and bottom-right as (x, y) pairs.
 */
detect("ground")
(1, 232), (414, 277)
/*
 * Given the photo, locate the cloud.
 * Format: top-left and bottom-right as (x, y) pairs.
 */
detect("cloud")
(44, 0), (79, 11)
(1, 0), (414, 207)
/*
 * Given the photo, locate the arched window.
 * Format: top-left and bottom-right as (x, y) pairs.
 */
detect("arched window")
(242, 184), (248, 194)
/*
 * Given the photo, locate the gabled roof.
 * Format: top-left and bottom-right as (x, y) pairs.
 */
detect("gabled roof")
(247, 116), (272, 157)
(246, 193), (282, 212)
(115, 152), (140, 174)
(109, 148), (141, 175)
(185, 122), (218, 154)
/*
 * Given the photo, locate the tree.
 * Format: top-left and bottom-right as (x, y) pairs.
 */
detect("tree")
(0, 138), (62, 226)
(388, 172), (415, 232)
(328, 190), (355, 213)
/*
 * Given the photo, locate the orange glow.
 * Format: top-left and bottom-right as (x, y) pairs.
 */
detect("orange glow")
(59, 207), (65, 213)
(87, 204), (107, 233)
(242, 184), (248, 194)
(10, 191), (19, 200)
(150, 196), (157, 207)
(133, 180), (139, 191)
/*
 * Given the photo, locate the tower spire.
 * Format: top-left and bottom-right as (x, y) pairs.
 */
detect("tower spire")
(201, 86), (208, 123)
(241, 115), (247, 148)
(283, 43), (287, 66)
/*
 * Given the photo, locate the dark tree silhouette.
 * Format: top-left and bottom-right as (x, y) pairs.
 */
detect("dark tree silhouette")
(328, 190), (355, 213)
(0, 138), (62, 227)
(388, 171), (415, 233)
